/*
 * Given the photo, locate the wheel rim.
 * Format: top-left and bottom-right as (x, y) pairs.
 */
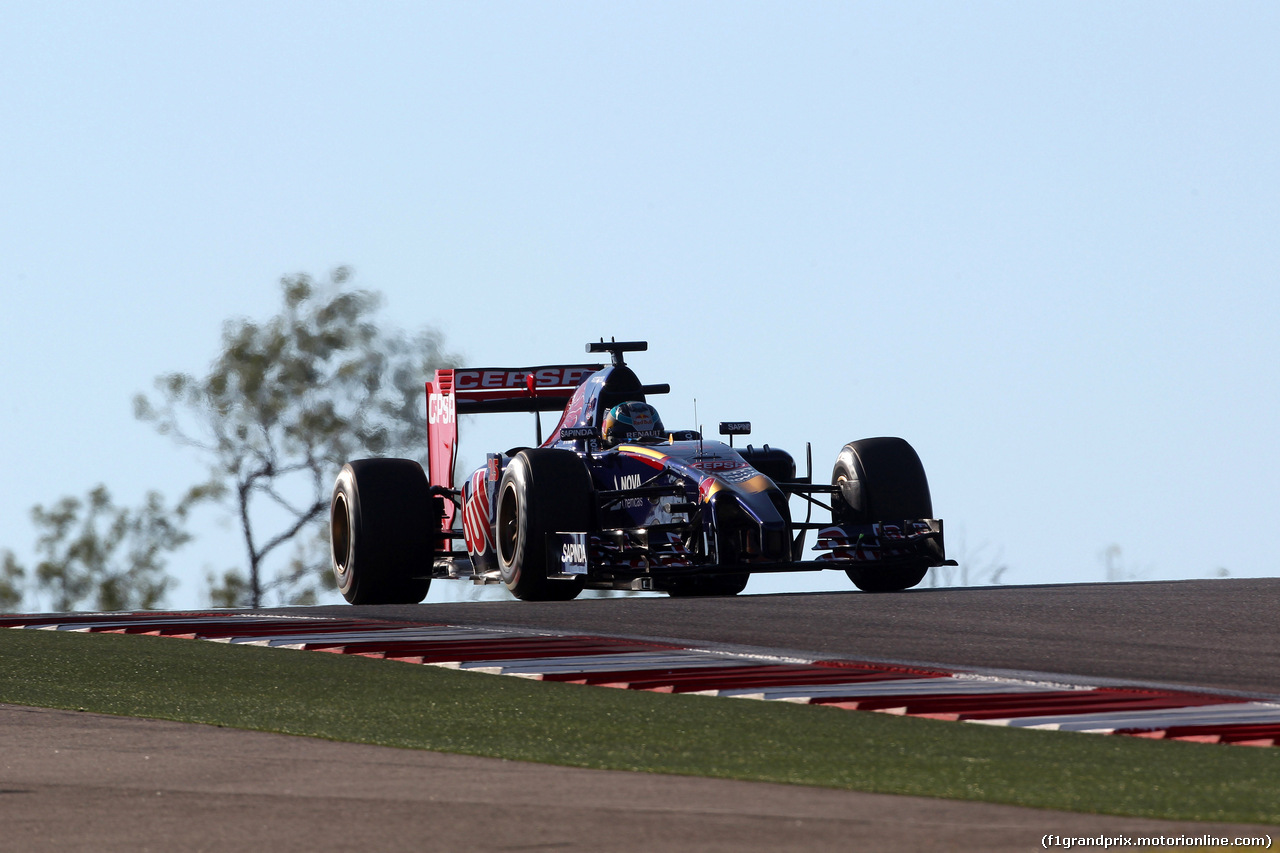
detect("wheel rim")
(496, 483), (520, 567)
(331, 493), (352, 576)
(833, 470), (857, 522)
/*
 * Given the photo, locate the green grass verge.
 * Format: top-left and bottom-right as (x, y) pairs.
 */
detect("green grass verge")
(2, 627), (1278, 824)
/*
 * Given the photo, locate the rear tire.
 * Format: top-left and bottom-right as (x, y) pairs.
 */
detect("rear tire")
(495, 450), (591, 601)
(832, 438), (932, 593)
(330, 458), (435, 605)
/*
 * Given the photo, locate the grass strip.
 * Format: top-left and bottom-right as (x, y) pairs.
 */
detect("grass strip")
(2, 626), (1278, 824)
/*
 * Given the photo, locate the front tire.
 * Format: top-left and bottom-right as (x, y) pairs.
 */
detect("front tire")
(330, 458), (435, 605)
(495, 450), (591, 601)
(832, 438), (932, 593)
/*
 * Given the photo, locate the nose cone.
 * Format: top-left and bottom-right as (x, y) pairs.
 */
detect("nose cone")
(710, 488), (792, 563)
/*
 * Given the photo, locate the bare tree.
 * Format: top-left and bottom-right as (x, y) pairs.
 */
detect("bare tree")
(134, 267), (456, 607)
(1100, 544), (1150, 582)
(926, 535), (1008, 588)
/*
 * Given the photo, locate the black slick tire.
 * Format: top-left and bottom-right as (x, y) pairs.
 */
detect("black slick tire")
(330, 458), (435, 605)
(831, 437), (932, 593)
(495, 449), (590, 601)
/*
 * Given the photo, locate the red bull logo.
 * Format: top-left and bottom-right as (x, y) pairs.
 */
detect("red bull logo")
(462, 470), (494, 556)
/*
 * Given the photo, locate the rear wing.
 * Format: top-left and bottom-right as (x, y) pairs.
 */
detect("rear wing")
(426, 364), (602, 527)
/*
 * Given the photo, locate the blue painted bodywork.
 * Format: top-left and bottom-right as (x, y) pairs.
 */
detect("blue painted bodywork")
(458, 359), (943, 585)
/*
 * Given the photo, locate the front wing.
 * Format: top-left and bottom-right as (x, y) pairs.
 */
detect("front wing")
(546, 518), (950, 588)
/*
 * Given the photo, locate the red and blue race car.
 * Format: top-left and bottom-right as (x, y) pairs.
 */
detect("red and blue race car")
(329, 340), (955, 603)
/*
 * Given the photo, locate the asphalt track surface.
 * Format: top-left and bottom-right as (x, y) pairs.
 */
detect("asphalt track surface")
(9, 578), (1280, 851)
(303, 577), (1280, 697)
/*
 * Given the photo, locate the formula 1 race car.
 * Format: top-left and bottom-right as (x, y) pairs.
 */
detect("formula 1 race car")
(329, 340), (955, 603)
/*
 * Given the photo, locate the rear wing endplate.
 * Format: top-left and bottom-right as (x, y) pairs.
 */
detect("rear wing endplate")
(426, 365), (602, 528)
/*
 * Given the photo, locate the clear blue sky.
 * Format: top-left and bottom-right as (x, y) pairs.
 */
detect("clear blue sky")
(3, 3), (1277, 609)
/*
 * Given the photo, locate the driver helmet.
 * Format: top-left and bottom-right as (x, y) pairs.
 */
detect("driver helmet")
(602, 401), (665, 447)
